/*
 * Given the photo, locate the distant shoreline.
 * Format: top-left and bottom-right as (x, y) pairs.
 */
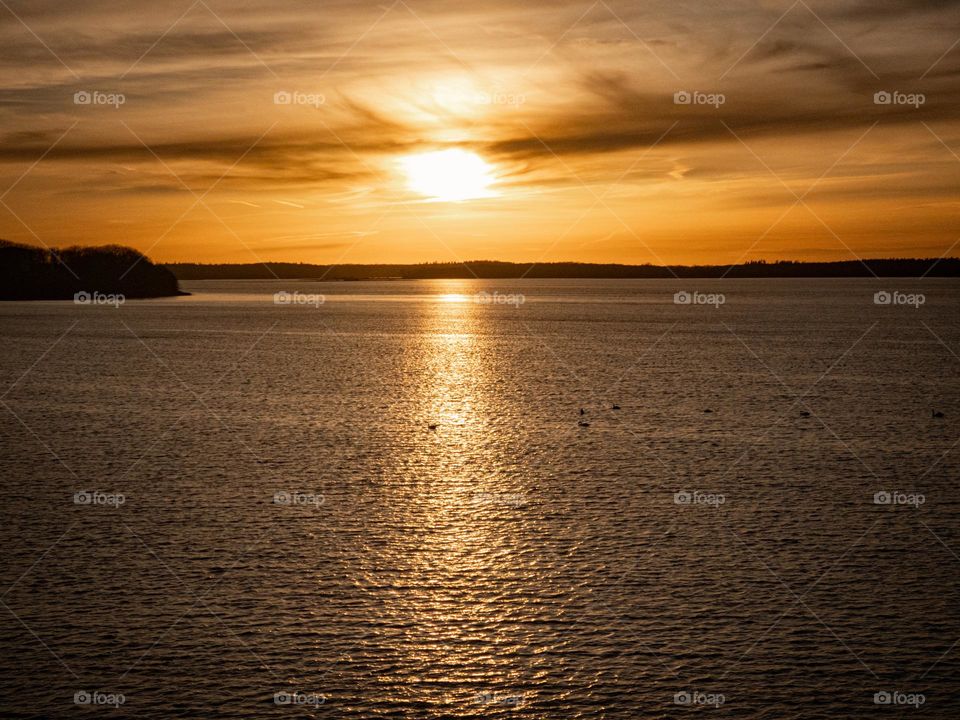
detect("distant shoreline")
(168, 258), (960, 281)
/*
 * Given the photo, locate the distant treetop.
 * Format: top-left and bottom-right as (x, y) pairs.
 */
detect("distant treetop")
(0, 239), (185, 300)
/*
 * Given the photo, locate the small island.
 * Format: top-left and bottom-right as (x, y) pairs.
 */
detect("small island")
(0, 239), (186, 300)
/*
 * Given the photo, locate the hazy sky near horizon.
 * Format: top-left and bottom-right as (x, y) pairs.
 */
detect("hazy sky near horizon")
(0, 0), (958, 265)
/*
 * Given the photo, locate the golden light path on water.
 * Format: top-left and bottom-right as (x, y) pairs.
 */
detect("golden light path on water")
(363, 281), (543, 713)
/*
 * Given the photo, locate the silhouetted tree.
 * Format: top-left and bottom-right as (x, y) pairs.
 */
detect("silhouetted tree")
(0, 239), (184, 300)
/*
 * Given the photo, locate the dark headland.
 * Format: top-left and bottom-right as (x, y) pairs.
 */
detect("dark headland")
(1, 239), (185, 300)
(168, 257), (960, 280)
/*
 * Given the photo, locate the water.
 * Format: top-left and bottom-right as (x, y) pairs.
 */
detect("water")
(1, 278), (958, 718)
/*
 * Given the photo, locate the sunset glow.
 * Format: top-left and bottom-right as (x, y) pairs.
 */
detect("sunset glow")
(0, 0), (957, 266)
(400, 149), (497, 202)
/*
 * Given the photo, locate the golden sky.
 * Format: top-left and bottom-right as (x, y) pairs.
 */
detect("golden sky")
(0, 0), (958, 265)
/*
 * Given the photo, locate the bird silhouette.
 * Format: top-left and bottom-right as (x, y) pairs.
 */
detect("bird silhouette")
(933, 410), (945, 418)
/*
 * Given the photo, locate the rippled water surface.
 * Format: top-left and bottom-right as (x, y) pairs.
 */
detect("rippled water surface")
(1, 278), (959, 718)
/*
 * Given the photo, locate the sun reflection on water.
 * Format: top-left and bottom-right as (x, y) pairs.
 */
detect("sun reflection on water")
(438, 292), (470, 303)
(365, 280), (538, 713)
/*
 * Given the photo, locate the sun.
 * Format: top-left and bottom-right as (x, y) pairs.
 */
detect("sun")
(400, 149), (496, 202)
